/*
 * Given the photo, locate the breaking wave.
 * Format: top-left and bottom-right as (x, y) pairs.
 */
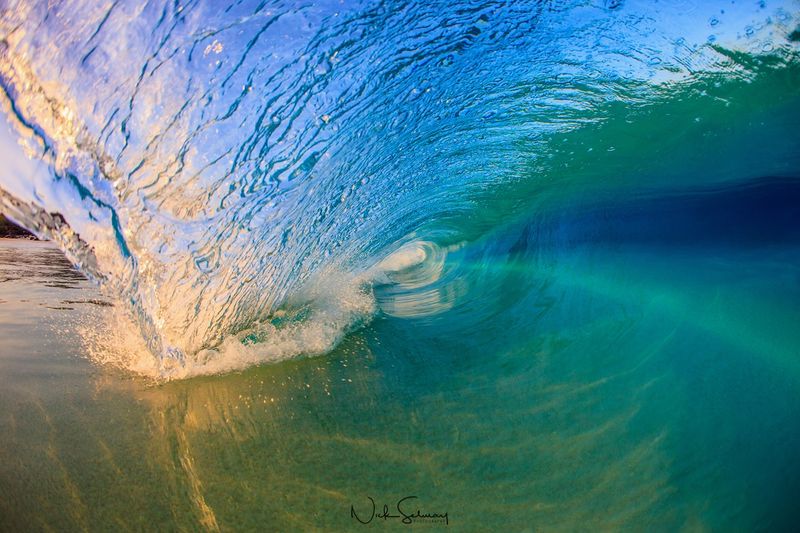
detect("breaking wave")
(0, 0), (798, 377)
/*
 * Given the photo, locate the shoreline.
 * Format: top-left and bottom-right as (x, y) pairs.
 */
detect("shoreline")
(0, 213), (36, 239)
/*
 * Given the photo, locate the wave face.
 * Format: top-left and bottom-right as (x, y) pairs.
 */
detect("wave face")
(1, 0), (799, 376)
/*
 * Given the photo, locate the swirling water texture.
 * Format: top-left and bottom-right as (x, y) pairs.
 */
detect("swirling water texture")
(0, 0), (798, 374)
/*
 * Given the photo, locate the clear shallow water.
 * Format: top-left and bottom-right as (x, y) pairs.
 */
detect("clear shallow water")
(1, 0), (799, 373)
(0, 0), (800, 529)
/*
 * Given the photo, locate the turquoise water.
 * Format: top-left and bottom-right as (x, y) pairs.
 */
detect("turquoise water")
(1, 0), (800, 529)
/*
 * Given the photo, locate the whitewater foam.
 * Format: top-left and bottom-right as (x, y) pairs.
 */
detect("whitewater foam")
(78, 269), (374, 379)
(81, 240), (458, 379)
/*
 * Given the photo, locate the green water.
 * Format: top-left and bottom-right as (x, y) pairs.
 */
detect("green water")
(1, 236), (799, 531)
